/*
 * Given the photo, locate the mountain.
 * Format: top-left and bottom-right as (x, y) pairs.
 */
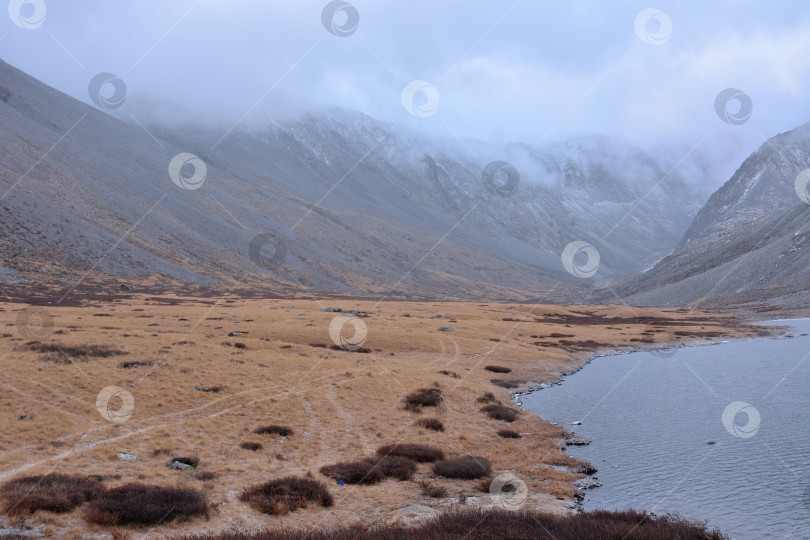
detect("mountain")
(609, 122), (810, 308)
(0, 58), (703, 302)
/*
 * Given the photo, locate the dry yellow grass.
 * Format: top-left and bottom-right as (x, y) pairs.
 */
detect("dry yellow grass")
(0, 296), (766, 538)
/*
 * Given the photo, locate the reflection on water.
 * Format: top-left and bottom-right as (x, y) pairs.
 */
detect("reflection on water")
(523, 319), (810, 540)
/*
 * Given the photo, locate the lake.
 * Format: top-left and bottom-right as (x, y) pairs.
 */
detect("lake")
(522, 319), (810, 540)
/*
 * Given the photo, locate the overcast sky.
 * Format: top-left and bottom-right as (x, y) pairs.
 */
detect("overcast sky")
(2, 0), (810, 186)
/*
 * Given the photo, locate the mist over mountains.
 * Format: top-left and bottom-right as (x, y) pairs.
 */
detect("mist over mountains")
(0, 57), (716, 303)
(1, 52), (809, 307)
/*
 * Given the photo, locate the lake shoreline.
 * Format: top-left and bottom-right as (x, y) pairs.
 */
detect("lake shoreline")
(518, 317), (810, 539)
(510, 317), (792, 502)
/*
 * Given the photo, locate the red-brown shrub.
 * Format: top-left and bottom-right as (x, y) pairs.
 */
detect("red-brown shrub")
(484, 365), (512, 373)
(376, 444), (445, 463)
(480, 404), (519, 422)
(167, 508), (729, 539)
(416, 418), (445, 432)
(432, 456), (492, 479)
(319, 461), (384, 485)
(403, 388), (442, 411)
(84, 484), (208, 525)
(239, 477), (332, 516)
(418, 481), (447, 498)
(253, 425), (293, 436)
(0, 474), (103, 515)
(363, 456), (418, 481)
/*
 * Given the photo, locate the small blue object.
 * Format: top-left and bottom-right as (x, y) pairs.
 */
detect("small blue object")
(338, 480), (344, 486)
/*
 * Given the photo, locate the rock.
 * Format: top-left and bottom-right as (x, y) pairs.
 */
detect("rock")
(0, 525), (45, 538)
(18, 414), (33, 421)
(432, 314), (442, 319)
(570, 463), (597, 475)
(321, 307), (342, 312)
(401, 313), (411, 317)
(119, 283), (132, 291)
(565, 434), (591, 446)
(117, 452), (137, 462)
(438, 326), (454, 332)
(342, 310), (360, 317)
(574, 477), (602, 490)
(228, 331), (248, 336)
(169, 460), (195, 470)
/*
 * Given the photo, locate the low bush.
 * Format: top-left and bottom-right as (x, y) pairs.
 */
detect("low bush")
(376, 444), (444, 463)
(418, 481), (447, 498)
(432, 456), (492, 479)
(363, 455), (418, 481)
(253, 425), (293, 437)
(416, 418), (445, 432)
(240, 442), (262, 451)
(480, 404), (519, 422)
(319, 461), (384, 485)
(403, 388), (442, 411)
(484, 365), (511, 373)
(84, 484), (208, 525)
(476, 392), (499, 404)
(497, 429), (522, 439)
(239, 477), (332, 516)
(167, 508), (729, 539)
(0, 474), (103, 514)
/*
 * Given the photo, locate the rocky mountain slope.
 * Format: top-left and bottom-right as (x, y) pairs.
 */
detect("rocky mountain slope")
(0, 57), (703, 301)
(608, 122), (810, 308)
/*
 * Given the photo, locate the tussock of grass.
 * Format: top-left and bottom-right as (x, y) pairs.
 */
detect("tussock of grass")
(376, 444), (444, 463)
(416, 418), (445, 432)
(480, 404), (520, 422)
(497, 429), (522, 439)
(432, 456), (491, 479)
(239, 477), (332, 516)
(476, 392), (500, 404)
(319, 461), (384, 485)
(168, 508), (728, 539)
(0, 474), (103, 515)
(484, 365), (511, 373)
(418, 481), (447, 498)
(253, 425), (293, 436)
(84, 484), (208, 525)
(403, 388), (442, 411)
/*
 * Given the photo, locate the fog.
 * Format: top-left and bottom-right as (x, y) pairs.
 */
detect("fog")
(3, 0), (810, 189)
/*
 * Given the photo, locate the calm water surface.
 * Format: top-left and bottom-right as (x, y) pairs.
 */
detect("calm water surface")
(523, 319), (810, 540)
